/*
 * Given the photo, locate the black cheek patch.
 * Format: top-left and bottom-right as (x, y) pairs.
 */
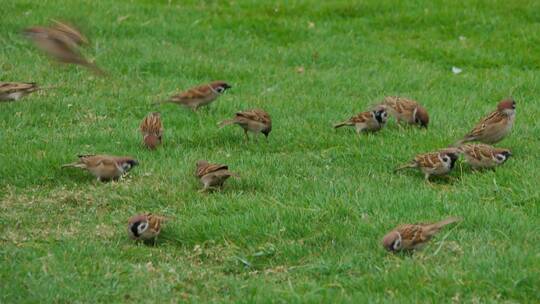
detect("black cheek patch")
(131, 222), (141, 237)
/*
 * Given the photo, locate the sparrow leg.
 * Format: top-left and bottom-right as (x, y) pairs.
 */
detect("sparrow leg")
(243, 129), (249, 142)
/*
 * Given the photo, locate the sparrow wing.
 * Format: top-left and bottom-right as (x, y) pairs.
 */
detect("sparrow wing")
(380, 96), (417, 115)
(235, 109), (270, 123)
(414, 152), (443, 169)
(140, 113), (163, 137)
(174, 84), (213, 101)
(0, 82), (39, 94)
(397, 224), (429, 249)
(349, 111), (372, 124)
(464, 111), (505, 139)
(146, 213), (163, 233)
(51, 20), (88, 46)
(197, 163), (229, 177)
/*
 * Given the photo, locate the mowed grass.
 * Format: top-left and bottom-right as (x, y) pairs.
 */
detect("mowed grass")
(1, 0), (539, 302)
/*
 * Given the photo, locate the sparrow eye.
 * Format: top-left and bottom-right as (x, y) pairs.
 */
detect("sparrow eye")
(137, 222), (148, 234)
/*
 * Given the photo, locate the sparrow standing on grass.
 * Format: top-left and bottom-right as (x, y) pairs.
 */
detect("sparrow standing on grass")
(140, 112), (163, 150)
(196, 160), (239, 192)
(0, 82), (41, 102)
(395, 150), (459, 180)
(333, 109), (388, 134)
(219, 109), (272, 141)
(127, 213), (167, 241)
(382, 217), (461, 252)
(456, 144), (512, 170)
(62, 154), (138, 181)
(454, 99), (516, 145)
(23, 21), (105, 75)
(158, 81), (231, 111)
(374, 96), (429, 128)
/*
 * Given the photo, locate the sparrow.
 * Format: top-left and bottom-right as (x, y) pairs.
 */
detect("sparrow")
(158, 81), (231, 111)
(196, 160), (239, 192)
(333, 109), (388, 134)
(374, 96), (429, 128)
(218, 109), (272, 141)
(456, 143), (512, 170)
(395, 150), (459, 180)
(139, 112), (163, 150)
(23, 24), (104, 75)
(0, 82), (40, 102)
(62, 154), (138, 181)
(454, 99), (516, 145)
(382, 217), (461, 252)
(127, 213), (166, 241)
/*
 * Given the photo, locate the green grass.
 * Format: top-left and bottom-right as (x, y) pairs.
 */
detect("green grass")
(1, 0), (539, 302)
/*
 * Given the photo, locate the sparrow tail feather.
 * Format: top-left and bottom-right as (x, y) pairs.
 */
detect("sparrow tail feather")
(333, 121), (350, 128)
(394, 162), (416, 172)
(432, 217), (462, 229)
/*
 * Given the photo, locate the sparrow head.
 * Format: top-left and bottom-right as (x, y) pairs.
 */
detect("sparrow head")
(374, 109), (388, 124)
(497, 99), (516, 115)
(120, 158), (139, 172)
(130, 220), (149, 238)
(262, 126), (272, 138)
(440, 152), (459, 169)
(210, 81), (232, 94)
(414, 106), (429, 128)
(382, 231), (402, 252)
(494, 149), (512, 164)
(143, 134), (161, 150)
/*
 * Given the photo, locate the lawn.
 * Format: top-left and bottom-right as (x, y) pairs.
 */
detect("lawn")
(1, 0), (539, 302)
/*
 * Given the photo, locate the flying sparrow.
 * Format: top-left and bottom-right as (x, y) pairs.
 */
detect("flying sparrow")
(0, 82), (41, 102)
(158, 81), (231, 111)
(62, 154), (138, 181)
(456, 143), (511, 170)
(374, 96), (429, 128)
(395, 150), (459, 180)
(454, 99), (516, 145)
(140, 112), (163, 150)
(382, 217), (461, 252)
(23, 24), (104, 75)
(333, 109), (388, 134)
(127, 213), (167, 241)
(218, 109), (272, 141)
(196, 160), (239, 192)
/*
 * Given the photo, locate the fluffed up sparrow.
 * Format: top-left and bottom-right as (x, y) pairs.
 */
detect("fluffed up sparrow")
(374, 96), (429, 128)
(62, 154), (138, 181)
(456, 143), (511, 170)
(23, 22), (105, 75)
(382, 217), (461, 252)
(140, 112), (163, 150)
(218, 109), (272, 141)
(0, 82), (41, 102)
(196, 160), (239, 192)
(395, 150), (459, 180)
(454, 99), (516, 145)
(127, 213), (167, 241)
(158, 81), (231, 111)
(333, 109), (388, 134)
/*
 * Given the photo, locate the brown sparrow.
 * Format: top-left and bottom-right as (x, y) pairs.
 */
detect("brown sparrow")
(395, 150), (459, 180)
(23, 24), (104, 75)
(375, 96), (429, 128)
(0, 82), (40, 101)
(334, 109), (388, 134)
(127, 213), (166, 241)
(159, 81), (231, 111)
(62, 154), (138, 181)
(382, 217), (461, 252)
(140, 112), (163, 150)
(218, 109), (272, 141)
(457, 143), (511, 170)
(196, 160), (239, 192)
(454, 99), (516, 145)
